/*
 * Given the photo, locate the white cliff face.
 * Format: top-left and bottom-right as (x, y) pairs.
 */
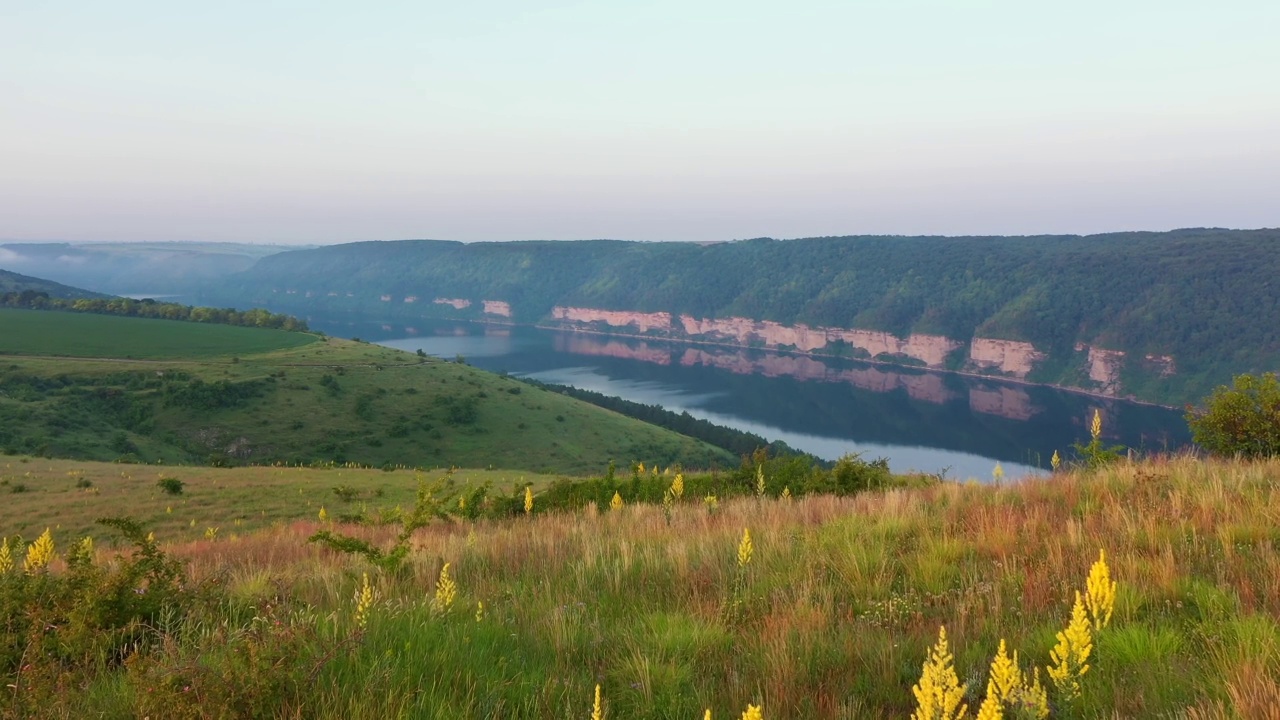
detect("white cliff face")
(1086, 346), (1126, 395)
(539, 306), (1187, 398)
(482, 300), (512, 317)
(968, 338), (1047, 377)
(433, 298), (472, 309)
(552, 306), (673, 333)
(555, 307), (963, 369)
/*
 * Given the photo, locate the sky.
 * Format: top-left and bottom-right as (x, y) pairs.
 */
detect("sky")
(3, 1), (1278, 244)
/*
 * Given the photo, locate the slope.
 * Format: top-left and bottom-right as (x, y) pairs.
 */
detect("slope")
(0, 309), (737, 475)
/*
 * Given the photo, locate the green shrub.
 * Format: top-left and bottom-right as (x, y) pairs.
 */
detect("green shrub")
(157, 477), (184, 495)
(1186, 372), (1280, 458)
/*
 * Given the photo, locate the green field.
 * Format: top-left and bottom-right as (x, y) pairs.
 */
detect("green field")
(0, 309), (736, 474)
(0, 307), (318, 358)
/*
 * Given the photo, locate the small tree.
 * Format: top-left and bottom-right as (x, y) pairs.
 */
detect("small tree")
(1186, 372), (1280, 458)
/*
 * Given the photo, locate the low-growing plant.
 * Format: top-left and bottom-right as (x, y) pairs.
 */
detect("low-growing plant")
(157, 476), (184, 495)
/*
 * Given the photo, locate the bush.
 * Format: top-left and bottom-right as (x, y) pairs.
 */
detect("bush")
(1186, 372), (1280, 458)
(157, 477), (184, 495)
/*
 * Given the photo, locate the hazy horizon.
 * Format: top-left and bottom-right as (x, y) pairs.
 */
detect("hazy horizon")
(4, 2), (1278, 244)
(3, 225), (1279, 249)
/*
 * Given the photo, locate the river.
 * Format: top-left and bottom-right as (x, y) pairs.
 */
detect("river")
(307, 316), (1191, 481)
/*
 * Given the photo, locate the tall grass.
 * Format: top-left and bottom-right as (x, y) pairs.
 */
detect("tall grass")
(5, 456), (1280, 717)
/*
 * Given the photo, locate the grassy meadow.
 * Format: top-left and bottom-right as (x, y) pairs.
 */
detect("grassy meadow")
(0, 457), (563, 542)
(0, 310), (736, 474)
(5, 455), (1280, 718)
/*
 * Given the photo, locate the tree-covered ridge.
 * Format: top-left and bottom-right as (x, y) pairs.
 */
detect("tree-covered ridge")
(1, 291), (309, 332)
(198, 228), (1280, 404)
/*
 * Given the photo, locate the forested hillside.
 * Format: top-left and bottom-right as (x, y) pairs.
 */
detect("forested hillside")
(194, 228), (1280, 405)
(0, 269), (109, 300)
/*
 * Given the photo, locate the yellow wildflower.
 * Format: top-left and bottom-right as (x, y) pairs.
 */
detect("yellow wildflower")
(1085, 549), (1117, 632)
(1050, 450), (1061, 472)
(204, 526), (219, 541)
(992, 463), (1004, 483)
(354, 572), (375, 629)
(637, 462), (645, 474)
(671, 473), (685, 500)
(975, 680), (1002, 720)
(23, 528), (55, 574)
(704, 711), (712, 720)
(318, 506), (329, 522)
(988, 639), (1022, 703)
(1090, 409), (1102, 442)
(0, 539), (11, 574)
(524, 485), (534, 515)
(704, 495), (718, 512)
(610, 491), (624, 511)
(1048, 591), (1093, 699)
(781, 486), (791, 500)
(741, 704), (763, 720)
(755, 465), (766, 498)
(591, 683), (604, 720)
(475, 600), (484, 622)
(737, 528), (754, 568)
(432, 562), (457, 614)
(911, 626), (968, 720)
(1008, 668), (1049, 719)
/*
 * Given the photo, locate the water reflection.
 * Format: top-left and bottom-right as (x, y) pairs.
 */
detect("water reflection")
(309, 317), (1191, 480)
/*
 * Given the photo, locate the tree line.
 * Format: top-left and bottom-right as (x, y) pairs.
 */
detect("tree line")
(1, 290), (309, 332)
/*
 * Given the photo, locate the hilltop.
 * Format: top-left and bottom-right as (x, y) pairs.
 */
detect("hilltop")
(0, 309), (736, 474)
(190, 228), (1280, 406)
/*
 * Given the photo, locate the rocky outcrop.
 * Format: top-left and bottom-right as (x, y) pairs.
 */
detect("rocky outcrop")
(482, 300), (512, 317)
(433, 297), (472, 310)
(552, 306), (962, 369)
(1086, 346), (1126, 396)
(968, 338), (1046, 377)
(552, 306), (672, 332)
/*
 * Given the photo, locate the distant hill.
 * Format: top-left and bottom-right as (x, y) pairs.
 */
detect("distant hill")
(193, 229), (1280, 406)
(0, 268), (111, 300)
(0, 309), (737, 474)
(0, 241), (301, 296)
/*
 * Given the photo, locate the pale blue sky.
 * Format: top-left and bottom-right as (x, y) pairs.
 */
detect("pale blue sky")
(3, 1), (1277, 243)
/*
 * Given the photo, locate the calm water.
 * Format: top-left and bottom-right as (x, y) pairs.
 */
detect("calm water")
(309, 316), (1191, 480)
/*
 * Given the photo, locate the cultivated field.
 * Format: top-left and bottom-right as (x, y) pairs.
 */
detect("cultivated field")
(0, 307), (317, 359)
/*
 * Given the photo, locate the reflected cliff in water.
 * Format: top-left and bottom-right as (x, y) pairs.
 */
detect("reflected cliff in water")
(308, 317), (1191, 479)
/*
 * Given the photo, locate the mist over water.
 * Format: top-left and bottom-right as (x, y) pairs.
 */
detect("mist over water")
(308, 316), (1191, 480)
